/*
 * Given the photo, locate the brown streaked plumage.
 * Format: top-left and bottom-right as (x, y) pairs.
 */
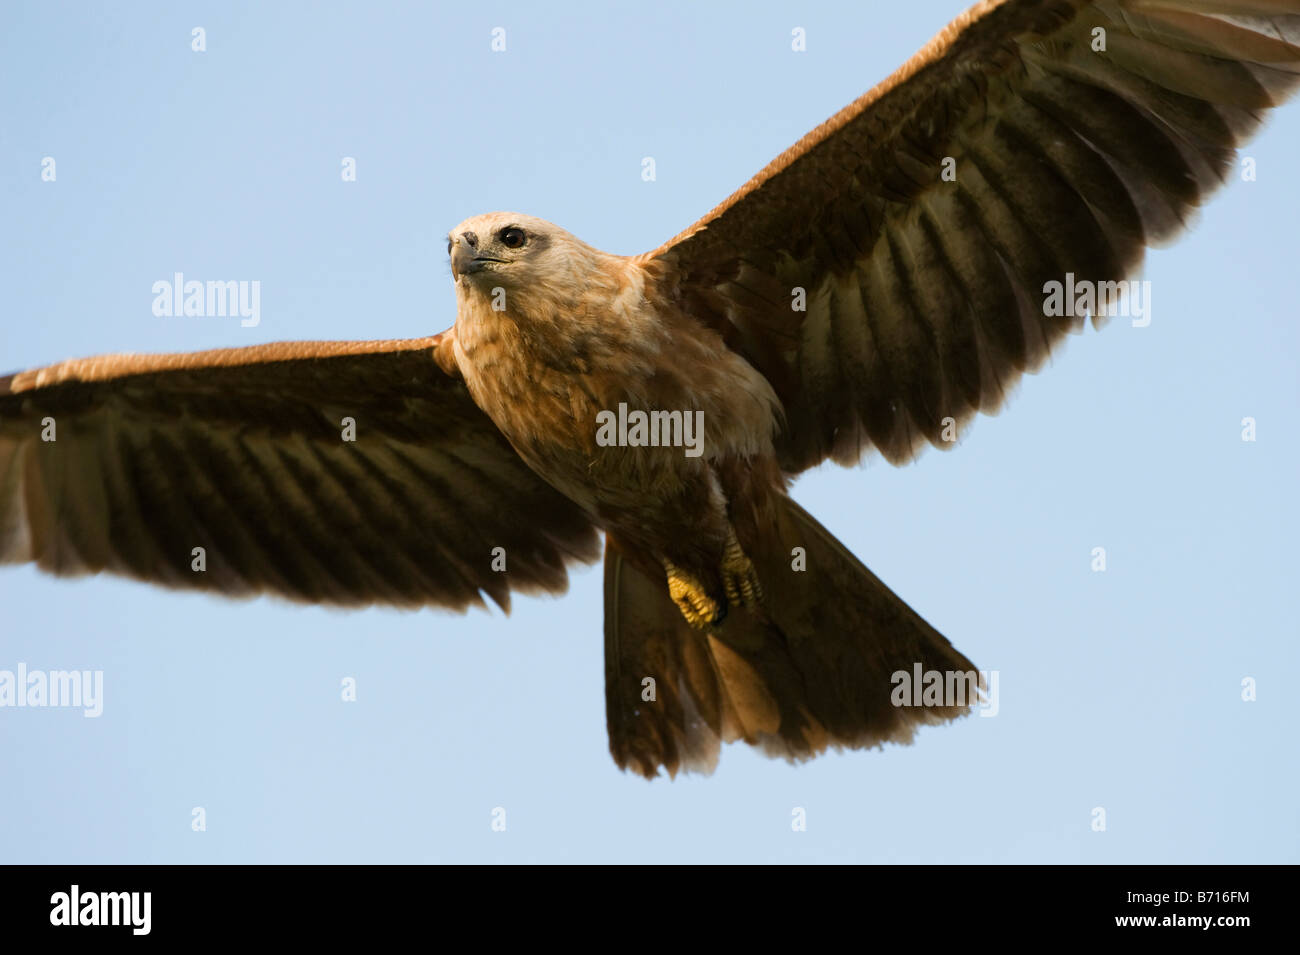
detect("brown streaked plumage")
(3, 0), (1298, 777)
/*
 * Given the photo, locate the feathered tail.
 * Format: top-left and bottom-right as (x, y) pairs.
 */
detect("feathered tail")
(604, 494), (981, 778)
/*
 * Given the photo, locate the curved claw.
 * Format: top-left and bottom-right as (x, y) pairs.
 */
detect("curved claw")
(722, 532), (763, 610)
(664, 560), (724, 630)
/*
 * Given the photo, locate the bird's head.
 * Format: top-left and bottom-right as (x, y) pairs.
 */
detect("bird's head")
(447, 212), (571, 289)
(448, 212), (638, 339)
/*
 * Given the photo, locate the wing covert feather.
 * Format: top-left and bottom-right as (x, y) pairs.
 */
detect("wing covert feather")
(644, 0), (1300, 470)
(0, 335), (601, 609)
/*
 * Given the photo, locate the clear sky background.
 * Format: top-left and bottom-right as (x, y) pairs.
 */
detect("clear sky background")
(2, 0), (1297, 864)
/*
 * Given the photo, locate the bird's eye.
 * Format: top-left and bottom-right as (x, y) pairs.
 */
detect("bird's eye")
(499, 227), (526, 249)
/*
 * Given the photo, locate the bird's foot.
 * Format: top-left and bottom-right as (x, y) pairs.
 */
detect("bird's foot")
(722, 531), (763, 611)
(664, 559), (724, 630)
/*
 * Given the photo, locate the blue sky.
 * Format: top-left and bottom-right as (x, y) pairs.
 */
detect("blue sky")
(2, 0), (1297, 863)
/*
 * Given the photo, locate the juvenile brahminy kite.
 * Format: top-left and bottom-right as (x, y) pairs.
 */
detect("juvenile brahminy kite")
(4, 0), (1299, 776)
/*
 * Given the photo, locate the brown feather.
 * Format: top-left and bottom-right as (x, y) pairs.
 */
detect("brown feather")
(605, 499), (981, 778)
(0, 335), (601, 608)
(642, 0), (1300, 472)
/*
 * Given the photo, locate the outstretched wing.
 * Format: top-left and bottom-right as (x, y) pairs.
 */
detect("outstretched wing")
(0, 334), (601, 609)
(644, 0), (1300, 471)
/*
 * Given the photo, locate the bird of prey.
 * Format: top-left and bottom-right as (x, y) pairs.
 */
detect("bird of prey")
(3, 0), (1298, 777)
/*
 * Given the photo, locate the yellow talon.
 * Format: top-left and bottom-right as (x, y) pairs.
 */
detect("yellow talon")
(664, 559), (723, 630)
(664, 533), (762, 628)
(722, 532), (763, 610)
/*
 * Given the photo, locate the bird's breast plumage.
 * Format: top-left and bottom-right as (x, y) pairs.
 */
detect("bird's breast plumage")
(450, 258), (781, 515)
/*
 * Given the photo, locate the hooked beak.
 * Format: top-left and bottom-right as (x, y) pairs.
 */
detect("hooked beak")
(451, 242), (505, 280)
